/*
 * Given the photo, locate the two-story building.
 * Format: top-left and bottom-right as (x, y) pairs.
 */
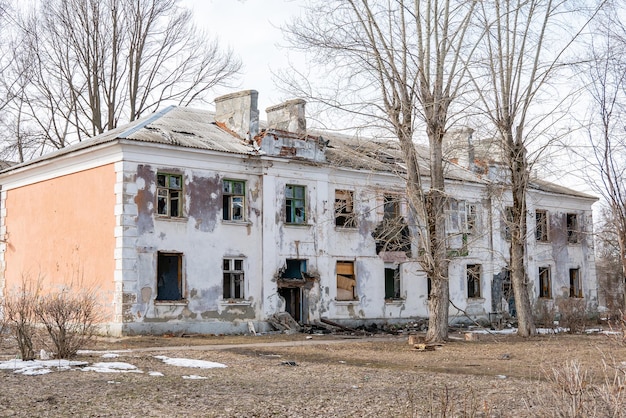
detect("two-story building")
(0, 90), (597, 335)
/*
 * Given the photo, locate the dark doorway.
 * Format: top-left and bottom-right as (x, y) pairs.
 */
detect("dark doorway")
(279, 287), (302, 322)
(157, 253), (182, 300)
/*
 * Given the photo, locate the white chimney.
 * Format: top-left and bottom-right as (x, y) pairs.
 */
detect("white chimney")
(265, 99), (306, 136)
(214, 90), (259, 140)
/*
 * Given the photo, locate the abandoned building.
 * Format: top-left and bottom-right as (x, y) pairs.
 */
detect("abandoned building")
(0, 90), (597, 335)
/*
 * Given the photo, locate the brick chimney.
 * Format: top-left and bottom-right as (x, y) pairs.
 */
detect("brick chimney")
(214, 90), (259, 140)
(265, 99), (306, 136)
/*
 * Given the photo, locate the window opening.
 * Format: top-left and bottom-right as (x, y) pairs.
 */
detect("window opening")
(286, 185), (306, 224)
(336, 261), (356, 301)
(569, 268), (582, 298)
(467, 264), (481, 298)
(157, 253), (183, 301)
(223, 258), (245, 299)
(383, 195), (399, 220)
(223, 180), (245, 221)
(157, 173), (182, 217)
(335, 189), (356, 227)
(384, 266), (401, 300)
(566, 213), (579, 244)
(535, 210), (549, 241)
(538, 266), (551, 298)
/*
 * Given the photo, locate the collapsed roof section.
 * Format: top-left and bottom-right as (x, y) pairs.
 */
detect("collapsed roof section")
(0, 90), (595, 201)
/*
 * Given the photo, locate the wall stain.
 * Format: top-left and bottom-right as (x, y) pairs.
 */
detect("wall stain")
(187, 174), (221, 232)
(135, 165), (155, 234)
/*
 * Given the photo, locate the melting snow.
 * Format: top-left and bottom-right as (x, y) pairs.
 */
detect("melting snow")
(101, 353), (120, 359)
(149, 371), (164, 377)
(182, 375), (208, 380)
(82, 362), (142, 373)
(0, 359), (88, 375)
(154, 356), (227, 369)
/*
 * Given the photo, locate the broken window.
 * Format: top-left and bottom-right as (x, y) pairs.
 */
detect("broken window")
(223, 179), (245, 221)
(384, 266), (401, 300)
(569, 268), (583, 298)
(157, 252), (183, 301)
(336, 261), (357, 301)
(535, 210), (549, 242)
(157, 173), (182, 217)
(504, 206), (514, 241)
(446, 199), (478, 234)
(567, 213), (579, 244)
(335, 189), (356, 227)
(383, 195), (400, 220)
(223, 258), (245, 299)
(539, 266), (551, 298)
(285, 185), (306, 224)
(283, 259), (307, 279)
(467, 264), (481, 298)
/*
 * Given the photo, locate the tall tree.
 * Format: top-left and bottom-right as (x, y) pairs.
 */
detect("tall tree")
(472, 0), (602, 336)
(578, 4), (626, 311)
(1, 0), (241, 160)
(284, 0), (477, 342)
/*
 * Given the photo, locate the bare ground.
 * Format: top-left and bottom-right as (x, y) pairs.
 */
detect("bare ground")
(1, 331), (626, 417)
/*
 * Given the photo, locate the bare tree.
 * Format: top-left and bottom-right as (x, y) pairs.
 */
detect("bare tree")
(578, 5), (626, 312)
(2, 0), (241, 158)
(283, 0), (477, 342)
(471, 0), (602, 336)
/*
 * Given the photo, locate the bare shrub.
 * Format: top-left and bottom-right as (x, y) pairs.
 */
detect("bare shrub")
(534, 299), (556, 328)
(3, 276), (41, 360)
(606, 310), (626, 346)
(556, 297), (588, 333)
(35, 288), (101, 359)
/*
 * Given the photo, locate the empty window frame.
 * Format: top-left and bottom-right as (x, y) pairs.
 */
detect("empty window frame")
(157, 173), (183, 217)
(285, 185), (306, 224)
(223, 258), (245, 299)
(336, 261), (357, 301)
(446, 199), (477, 234)
(566, 213), (579, 244)
(535, 210), (549, 242)
(569, 268), (583, 298)
(157, 253), (183, 301)
(335, 189), (356, 227)
(538, 266), (552, 298)
(223, 180), (245, 221)
(383, 195), (400, 220)
(384, 266), (401, 300)
(467, 264), (481, 298)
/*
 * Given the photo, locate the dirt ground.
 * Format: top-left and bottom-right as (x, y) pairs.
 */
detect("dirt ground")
(1, 330), (626, 417)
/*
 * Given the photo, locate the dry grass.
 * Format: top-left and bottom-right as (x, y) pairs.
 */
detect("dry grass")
(0, 332), (625, 417)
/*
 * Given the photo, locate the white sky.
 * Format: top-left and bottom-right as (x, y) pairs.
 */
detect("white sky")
(181, 0), (305, 115)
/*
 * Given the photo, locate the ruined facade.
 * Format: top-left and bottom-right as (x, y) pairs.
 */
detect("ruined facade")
(0, 90), (597, 335)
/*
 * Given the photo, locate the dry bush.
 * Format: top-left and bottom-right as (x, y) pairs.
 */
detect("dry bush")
(534, 299), (556, 328)
(556, 298), (588, 333)
(606, 311), (626, 346)
(3, 276), (41, 360)
(35, 288), (101, 359)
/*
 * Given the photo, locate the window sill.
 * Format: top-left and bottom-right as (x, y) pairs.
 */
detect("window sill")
(385, 298), (405, 305)
(467, 297), (485, 303)
(284, 223), (311, 228)
(222, 220), (252, 226)
(155, 300), (188, 306)
(155, 216), (187, 222)
(539, 297), (553, 300)
(220, 300), (252, 306)
(335, 299), (359, 305)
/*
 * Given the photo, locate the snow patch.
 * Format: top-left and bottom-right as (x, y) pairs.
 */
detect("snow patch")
(82, 362), (142, 373)
(182, 375), (208, 380)
(154, 355), (227, 369)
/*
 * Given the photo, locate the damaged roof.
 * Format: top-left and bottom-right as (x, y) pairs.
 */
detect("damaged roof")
(0, 106), (595, 200)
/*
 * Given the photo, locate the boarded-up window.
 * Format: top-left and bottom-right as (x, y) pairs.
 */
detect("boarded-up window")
(336, 261), (356, 301)
(335, 190), (356, 227)
(570, 268), (583, 298)
(539, 266), (551, 298)
(157, 253), (183, 301)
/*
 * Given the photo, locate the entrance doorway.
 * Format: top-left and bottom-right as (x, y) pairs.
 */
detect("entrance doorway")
(278, 287), (302, 322)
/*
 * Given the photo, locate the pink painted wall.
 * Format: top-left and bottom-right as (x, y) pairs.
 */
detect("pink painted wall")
(4, 164), (117, 321)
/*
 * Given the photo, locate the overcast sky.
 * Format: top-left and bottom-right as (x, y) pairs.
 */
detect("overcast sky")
(181, 0), (305, 114)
